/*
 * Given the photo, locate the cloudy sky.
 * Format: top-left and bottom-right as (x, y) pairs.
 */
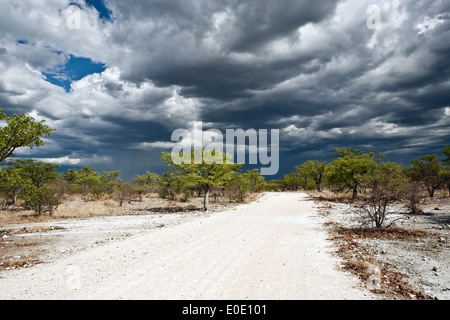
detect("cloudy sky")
(0, 0), (449, 179)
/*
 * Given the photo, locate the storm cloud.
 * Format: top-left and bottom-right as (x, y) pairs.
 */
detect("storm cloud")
(0, 0), (449, 179)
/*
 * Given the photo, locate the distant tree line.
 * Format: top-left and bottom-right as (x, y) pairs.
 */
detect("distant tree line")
(278, 146), (450, 228)
(0, 108), (267, 214)
(1, 108), (449, 223)
(0, 159), (270, 215)
(279, 146), (450, 200)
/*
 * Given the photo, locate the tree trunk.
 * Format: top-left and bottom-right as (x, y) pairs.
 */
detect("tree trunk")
(427, 186), (434, 198)
(352, 187), (358, 200)
(315, 175), (322, 192)
(203, 186), (210, 211)
(351, 177), (359, 199)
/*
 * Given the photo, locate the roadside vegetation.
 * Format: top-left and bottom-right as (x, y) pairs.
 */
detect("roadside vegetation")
(0, 108), (449, 229)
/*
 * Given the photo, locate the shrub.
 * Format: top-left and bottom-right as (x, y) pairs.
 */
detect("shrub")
(357, 162), (404, 229)
(22, 184), (62, 216)
(401, 181), (425, 215)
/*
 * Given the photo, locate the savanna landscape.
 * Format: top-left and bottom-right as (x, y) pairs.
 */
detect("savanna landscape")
(0, 110), (449, 299)
(1, 0), (449, 305)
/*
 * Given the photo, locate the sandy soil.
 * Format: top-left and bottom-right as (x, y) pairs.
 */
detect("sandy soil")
(314, 193), (450, 300)
(0, 192), (374, 300)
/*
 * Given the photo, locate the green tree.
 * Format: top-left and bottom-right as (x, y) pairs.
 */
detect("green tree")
(0, 109), (55, 163)
(440, 167), (450, 197)
(8, 159), (60, 188)
(23, 183), (63, 216)
(158, 171), (186, 200)
(100, 170), (121, 183)
(63, 166), (97, 195)
(62, 166), (121, 200)
(325, 148), (378, 199)
(226, 171), (251, 202)
(262, 179), (281, 191)
(407, 154), (443, 197)
(132, 171), (160, 194)
(0, 165), (24, 207)
(7, 159), (61, 215)
(442, 146), (450, 166)
(281, 172), (303, 191)
(99, 170), (122, 196)
(161, 148), (242, 211)
(298, 160), (327, 192)
(243, 169), (266, 193)
(441, 146), (450, 196)
(294, 164), (309, 190)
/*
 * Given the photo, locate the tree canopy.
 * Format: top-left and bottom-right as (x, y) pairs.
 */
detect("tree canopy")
(0, 109), (55, 163)
(407, 154), (443, 197)
(325, 147), (378, 199)
(297, 160), (327, 192)
(161, 148), (242, 211)
(443, 146), (450, 166)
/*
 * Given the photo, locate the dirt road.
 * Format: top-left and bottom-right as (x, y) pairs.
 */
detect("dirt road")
(0, 193), (374, 300)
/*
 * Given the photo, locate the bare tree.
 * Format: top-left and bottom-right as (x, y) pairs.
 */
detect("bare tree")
(357, 163), (404, 229)
(401, 181), (425, 215)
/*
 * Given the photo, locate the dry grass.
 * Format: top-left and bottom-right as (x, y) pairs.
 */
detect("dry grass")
(0, 256), (41, 271)
(0, 192), (256, 225)
(329, 225), (434, 299)
(315, 190), (450, 300)
(17, 226), (65, 234)
(0, 225), (65, 272)
(0, 195), (166, 224)
(337, 227), (431, 241)
(54, 200), (118, 218)
(2, 242), (39, 248)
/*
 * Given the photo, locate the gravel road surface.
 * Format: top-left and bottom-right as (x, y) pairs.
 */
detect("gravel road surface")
(0, 193), (374, 300)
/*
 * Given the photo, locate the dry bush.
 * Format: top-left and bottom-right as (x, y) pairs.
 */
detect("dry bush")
(401, 181), (426, 215)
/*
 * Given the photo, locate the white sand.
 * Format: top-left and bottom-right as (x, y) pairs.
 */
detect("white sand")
(0, 193), (375, 300)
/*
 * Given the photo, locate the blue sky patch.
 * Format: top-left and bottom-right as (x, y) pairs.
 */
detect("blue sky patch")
(43, 55), (106, 92)
(85, 0), (113, 21)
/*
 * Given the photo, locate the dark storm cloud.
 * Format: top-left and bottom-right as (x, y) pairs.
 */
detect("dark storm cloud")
(160, 54), (326, 100)
(1, 0), (449, 178)
(108, 0), (340, 100)
(216, 0), (338, 52)
(98, 117), (173, 146)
